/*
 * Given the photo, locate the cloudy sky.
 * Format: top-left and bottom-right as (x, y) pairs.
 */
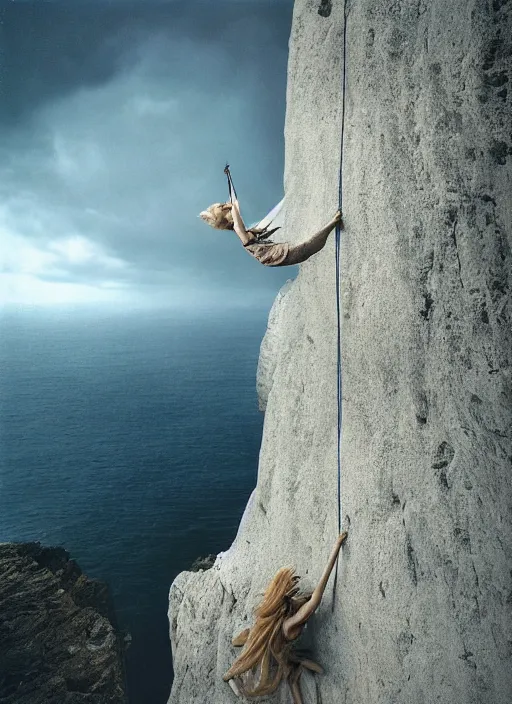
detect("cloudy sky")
(0, 0), (294, 308)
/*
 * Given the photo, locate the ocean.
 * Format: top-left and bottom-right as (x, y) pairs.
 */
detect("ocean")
(0, 305), (270, 703)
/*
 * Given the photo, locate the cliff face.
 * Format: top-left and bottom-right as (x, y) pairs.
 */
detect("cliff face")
(0, 543), (127, 704)
(169, 1), (512, 703)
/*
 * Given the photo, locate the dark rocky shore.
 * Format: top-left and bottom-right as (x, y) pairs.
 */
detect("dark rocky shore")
(0, 542), (127, 704)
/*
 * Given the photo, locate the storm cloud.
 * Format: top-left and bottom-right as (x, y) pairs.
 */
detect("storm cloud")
(0, 1), (294, 307)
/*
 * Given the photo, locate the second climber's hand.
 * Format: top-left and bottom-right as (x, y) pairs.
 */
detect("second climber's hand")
(337, 531), (348, 546)
(329, 532), (348, 562)
(333, 209), (343, 224)
(224, 164), (230, 175)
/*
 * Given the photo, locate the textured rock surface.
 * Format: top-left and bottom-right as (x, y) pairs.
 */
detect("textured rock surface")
(0, 542), (127, 703)
(169, 1), (512, 702)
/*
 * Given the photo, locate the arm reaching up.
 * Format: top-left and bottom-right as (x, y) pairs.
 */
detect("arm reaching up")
(231, 199), (255, 246)
(283, 531), (348, 641)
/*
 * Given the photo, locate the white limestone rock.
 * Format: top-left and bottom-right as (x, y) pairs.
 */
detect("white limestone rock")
(169, 1), (512, 702)
(256, 278), (295, 412)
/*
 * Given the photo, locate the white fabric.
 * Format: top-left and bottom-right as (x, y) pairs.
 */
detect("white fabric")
(249, 197), (285, 231)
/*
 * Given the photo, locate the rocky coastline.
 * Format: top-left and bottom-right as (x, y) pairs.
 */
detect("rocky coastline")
(0, 542), (127, 704)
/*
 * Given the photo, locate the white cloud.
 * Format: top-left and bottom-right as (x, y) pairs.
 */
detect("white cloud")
(49, 235), (126, 269)
(0, 230), (57, 276)
(0, 273), (130, 306)
(0, 201), (129, 305)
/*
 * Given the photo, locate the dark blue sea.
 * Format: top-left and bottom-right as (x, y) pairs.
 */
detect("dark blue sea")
(0, 305), (270, 704)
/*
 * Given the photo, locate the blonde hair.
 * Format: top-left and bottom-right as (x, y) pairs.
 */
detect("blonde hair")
(223, 567), (310, 697)
(198, 202), (234, 231)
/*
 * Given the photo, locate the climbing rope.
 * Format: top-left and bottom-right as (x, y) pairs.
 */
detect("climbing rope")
(336, 0), (349, 534)
(333, 0), (349, 603)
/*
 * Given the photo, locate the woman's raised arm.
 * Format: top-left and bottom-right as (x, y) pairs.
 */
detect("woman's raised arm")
(283, 532), (348, 640)
(231, 199), (254, 246)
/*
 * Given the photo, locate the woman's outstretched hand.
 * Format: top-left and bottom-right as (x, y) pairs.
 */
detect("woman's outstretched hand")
(337, 531), (348, 546)
(333, 209), (343, 225)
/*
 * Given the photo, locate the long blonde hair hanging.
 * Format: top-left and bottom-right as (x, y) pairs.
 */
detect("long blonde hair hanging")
(223, 567), (310, 697)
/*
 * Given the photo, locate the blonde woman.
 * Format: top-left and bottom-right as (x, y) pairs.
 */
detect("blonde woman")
(223, 532), (348, 703)
(199, 167), (343, 267)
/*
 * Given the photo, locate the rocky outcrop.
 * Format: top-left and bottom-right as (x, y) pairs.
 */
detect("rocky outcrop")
(169, 1), (512, 703)
(0, 542), (127, 704)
